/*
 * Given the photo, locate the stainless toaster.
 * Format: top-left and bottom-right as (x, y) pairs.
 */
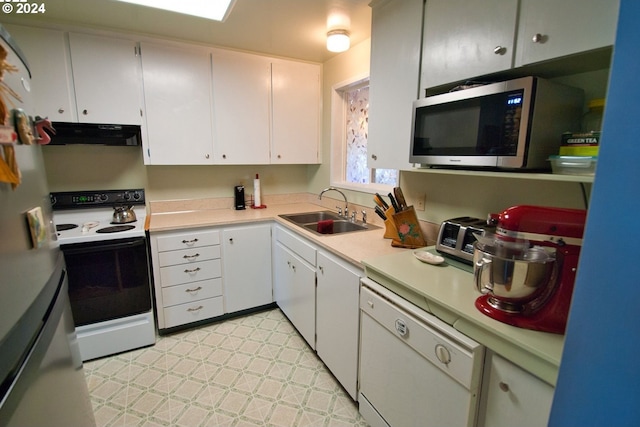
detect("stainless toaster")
(436, 217), (494, 264)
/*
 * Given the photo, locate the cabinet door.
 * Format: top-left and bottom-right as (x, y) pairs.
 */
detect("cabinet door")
(222, 223), (273, 313)
(368, 0), (424, 171)
(68, 33), (142, 125)
(515, 0), (619, 67)
(316, 251), (361, 400)
(140, 42), (215, 165)
(211, 49), (271, 164)
(5, 25), (76, 122)
(271, 60), (321, 164)
(421, 0), (518, 90)
(478, 352), (554, 427)
(273, 242), (316, 349)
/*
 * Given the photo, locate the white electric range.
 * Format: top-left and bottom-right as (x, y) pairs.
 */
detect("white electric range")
(51, 189), (156, 361)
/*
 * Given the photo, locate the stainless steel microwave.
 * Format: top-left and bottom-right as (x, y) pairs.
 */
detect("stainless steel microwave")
(409, 76), (584, 169)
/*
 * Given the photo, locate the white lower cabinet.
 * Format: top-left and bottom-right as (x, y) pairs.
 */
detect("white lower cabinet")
(273, 225), (362, 398)
(477, 351), (554, 427)
(150, 229), (223, 330)
(316, 250), (361, 400)
(273, 238), (316, 349)
(222, 223), (273, 313)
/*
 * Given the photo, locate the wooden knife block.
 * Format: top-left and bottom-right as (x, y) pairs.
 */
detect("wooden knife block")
(383, 206), (426, 249)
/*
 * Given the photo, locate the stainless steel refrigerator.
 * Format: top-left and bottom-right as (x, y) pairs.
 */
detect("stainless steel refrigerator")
(0, 25), (95, 427)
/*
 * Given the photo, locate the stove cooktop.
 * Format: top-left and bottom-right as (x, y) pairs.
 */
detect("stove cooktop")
(51, 189), (147, 244)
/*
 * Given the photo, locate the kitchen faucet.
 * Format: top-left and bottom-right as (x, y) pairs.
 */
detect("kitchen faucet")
(318, 187), (348, 217)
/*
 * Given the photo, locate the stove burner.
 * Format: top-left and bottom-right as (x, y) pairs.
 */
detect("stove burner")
(96, 225), (136, 234)
(56, 223), (79, 232)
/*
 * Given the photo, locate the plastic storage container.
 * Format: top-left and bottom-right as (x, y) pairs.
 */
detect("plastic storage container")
(549, 155), (597, 175)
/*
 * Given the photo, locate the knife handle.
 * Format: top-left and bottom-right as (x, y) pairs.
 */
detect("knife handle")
(388, 192), (400, 212)
(374, 193), (389, 210)
(374, 205), (387, 221)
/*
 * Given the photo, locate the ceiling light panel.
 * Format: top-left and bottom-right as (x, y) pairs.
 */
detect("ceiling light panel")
(114, 0), (236, 22)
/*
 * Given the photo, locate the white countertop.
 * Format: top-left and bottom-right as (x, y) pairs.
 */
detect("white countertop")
(148, 202), (564, 385)
(147, 202), (404, 268)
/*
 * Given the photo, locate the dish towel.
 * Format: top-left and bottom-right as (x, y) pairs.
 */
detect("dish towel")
(316, 219), (334, 234)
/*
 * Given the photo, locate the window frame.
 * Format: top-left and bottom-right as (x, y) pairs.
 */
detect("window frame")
(329, 74), (397, 195)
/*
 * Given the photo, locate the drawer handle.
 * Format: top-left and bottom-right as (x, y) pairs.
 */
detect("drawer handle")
(187, 305), (203, 312)
(185, 286), (202, 293)
(184, 267), (201, 274)
(499, 382), (510, 392)
(182, 238), (199, 245)
(183, 253), (200, 260)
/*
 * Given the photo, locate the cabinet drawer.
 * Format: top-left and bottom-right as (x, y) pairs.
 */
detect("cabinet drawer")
(158, 245), (221, 267)
(159, 259), (221, 286)
(161, 278), (223, 307)
(275, 225), (316, 266)
(162, 296), (224, 329)
(156, 230), (220, 252)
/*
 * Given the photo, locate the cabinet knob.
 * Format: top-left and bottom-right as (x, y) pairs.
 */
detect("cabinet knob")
(229, 238), (234, 243)
(318, 266), (324, 274)
(58, 108), (65, 114)
(532, 33), (545, 43)
(205, 154), (210, 159)
(493, 45), (506, 55)
(82, 109), (88, 115)
(371, 154), (378, 161)
(499, 382), (510, 392)
(222, 154), (227, 159)
(277, 154), (282, 159)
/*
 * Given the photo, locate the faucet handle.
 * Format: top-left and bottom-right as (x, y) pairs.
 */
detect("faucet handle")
(336, 206), (342, 216)
(362, 210), (367, 224)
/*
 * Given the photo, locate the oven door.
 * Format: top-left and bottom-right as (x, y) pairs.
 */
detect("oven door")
(61, 237), (152, 326)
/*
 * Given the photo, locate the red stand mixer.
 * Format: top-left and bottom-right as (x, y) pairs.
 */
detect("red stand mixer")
(473, 205), (586, 334)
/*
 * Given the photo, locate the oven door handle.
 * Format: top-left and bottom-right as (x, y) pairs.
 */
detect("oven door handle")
(62, 238), (145, 255)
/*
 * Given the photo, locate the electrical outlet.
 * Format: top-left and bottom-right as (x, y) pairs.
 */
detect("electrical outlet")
(415, 193), (426, 211)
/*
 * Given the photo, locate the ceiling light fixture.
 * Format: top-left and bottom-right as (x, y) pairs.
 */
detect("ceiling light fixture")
(326, 29), (350, 53)
(114, 0), (236, 22)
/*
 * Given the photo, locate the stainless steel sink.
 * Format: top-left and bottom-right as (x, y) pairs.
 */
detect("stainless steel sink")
(279, 211), (380, 235)
(280, 211), (343, 224)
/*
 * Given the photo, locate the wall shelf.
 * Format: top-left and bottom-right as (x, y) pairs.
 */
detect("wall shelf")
(406, 167), (595, 183)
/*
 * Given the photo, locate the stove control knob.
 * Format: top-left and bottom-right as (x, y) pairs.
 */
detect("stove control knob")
(123, 192), (131, 201)
(99, 194), (108, 202)
(132, 191), (141, 200)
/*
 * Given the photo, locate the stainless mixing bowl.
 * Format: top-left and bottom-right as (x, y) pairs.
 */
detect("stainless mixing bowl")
(473, 244), (556, 301)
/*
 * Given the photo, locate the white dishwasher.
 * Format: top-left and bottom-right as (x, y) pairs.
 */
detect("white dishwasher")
(358, 278), (484, 427)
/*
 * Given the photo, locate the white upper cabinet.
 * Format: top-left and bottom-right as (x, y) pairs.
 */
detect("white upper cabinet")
(271, 60), (321, 164)
(420, 0), (619, 91)
(368, 0), (424, 171)
(515, 0), (620, 67)
(421, 0), (518, 90)
(211, 49), (271, 164)
(68, 33), (143, 125)
(4, 25), (76, 122)
(140, 42), (215, 165)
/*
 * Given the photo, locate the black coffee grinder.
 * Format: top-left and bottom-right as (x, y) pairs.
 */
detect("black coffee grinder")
(234, 185), (246, 210)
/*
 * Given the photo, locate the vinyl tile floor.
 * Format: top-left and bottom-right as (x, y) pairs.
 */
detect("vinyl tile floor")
(84, 308), (368, 427)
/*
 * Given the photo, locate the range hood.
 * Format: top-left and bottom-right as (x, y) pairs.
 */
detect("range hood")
(48, 122), (142, 146)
